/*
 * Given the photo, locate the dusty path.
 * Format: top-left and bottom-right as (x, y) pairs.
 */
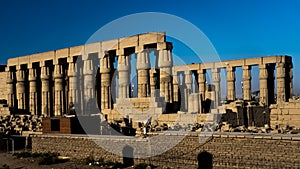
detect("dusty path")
(0, 152), (101, 169)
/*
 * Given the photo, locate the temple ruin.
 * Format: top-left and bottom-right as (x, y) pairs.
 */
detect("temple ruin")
(0, 32), (299, 132)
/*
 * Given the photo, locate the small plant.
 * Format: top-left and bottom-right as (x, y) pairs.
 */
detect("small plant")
(134, 163), (148, 169)
(82, 154), (95, 165)
(13, 152), (32, 158)
(37, 152), (60, 165)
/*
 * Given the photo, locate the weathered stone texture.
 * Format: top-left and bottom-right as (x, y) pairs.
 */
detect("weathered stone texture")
(0, 72), (8, 100)
(32, 133), (300, 168)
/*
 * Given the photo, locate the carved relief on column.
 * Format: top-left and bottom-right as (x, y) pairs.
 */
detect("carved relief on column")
(6, 68), (15, 108)
(149, 69), (156, 97)
(226, 66), (236, 101)
(54, 64), (64, 116)
(276, 62), (286, 103)
(29, 68), (38, 115)
(198, 69), (206, 102)
(259, 64), (268, 106)
(136, 50), (150, 98)
(185, 70), (192, 111)
(100, 52), (112, 110)
(68, 62), (78, 111)
(16, 67), (26, 110)
(157, 48), (173, 103)
(242, 65), (252, 101)
(118, 55), (130, 99)
(41, 66), (50, 116)
(83, 59), (97, 114)
(212, 68), (220, 108)
(172, 71), (179, 102)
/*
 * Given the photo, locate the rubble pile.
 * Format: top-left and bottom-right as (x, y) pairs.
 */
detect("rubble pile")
(0, 115), (43, 135)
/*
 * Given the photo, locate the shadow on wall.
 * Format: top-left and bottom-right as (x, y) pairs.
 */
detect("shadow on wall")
(197, 150), (212, 169)
(122, 145), (134, 167)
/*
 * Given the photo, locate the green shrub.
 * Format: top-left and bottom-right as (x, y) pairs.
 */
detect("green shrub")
(134, 163), (148, 169)
(82, 154), (95, 165)
(37, 152), (60, 165)
(13, 152), (32, 158)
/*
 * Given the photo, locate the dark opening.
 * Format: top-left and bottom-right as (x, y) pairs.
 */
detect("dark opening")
(51, 119), (60, 131)
(197, 151), (213, 169)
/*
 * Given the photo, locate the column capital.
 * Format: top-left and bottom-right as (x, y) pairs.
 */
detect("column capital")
(242, 65), (251, 70)
(259, 64), (268, 79)
(68, 62), (77, 77)
(28, 68), (37, 81)
(41, 66), (50, 80)
(100, 54), (111, 73)
(16, 69), (26, 82)
(53, 64), (63, 79)
(136, 50), (150, 70)
(157, 49), (173, 68)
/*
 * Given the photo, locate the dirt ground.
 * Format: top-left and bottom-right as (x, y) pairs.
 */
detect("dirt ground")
(0, 152), (105, 169)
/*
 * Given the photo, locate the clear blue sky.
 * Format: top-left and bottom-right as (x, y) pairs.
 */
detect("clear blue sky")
(0, 0), (300, 94)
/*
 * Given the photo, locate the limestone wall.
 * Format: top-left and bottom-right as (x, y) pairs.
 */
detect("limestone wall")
(270, 100), (300, 128)
(0, 72), (7, 100)
(32, 133), (300, 168)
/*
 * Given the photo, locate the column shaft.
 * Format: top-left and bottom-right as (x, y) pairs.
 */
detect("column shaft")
(259, 64), (268, 106)
(242, 66), (252, 100)
(226, 66), (235, 101)
(83, 59), (96, 114)
(68, 62), (78, 111)
(136, 50), (150, 98)
(212, 68), (220, 108)
(118, 55), (130, 99)
(41, 66), (50, 116)
(16, 69), (26, 110)
(6, 69), (15, 108)
(29, 68), (38, 115)
(54, 64), (64, 116)
(157, 49), (173, 103)
(276, 63), (286, 102)
(100, 54), (112, 110)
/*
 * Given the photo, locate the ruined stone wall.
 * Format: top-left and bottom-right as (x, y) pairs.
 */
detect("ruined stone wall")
(0, 72), (7, 100)
(270, 100), (300, 128)
(32, 133), (300, 168)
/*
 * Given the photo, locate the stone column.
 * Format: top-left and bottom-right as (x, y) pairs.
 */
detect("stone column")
(16, 67), (26, 110)
(157, 49), (173, 103)
(212, 68), (220, 108)
(68, 62), (78, 110)
(288, 63), (293, 98)
(198, 69), (206, 113)
(29, 68), (38, 115)
(172, 71), (179, 102)
(118, 55), (130, 99)
(150, 69), (157, 97)
(100, 53), (112, 110)
(41, 66), (50, 116)
(198, 69), (206, 102)
(242, 66), (252, 101)
(83, 59), (97, 114)
(226, 66), (236, 101)
(136, 50), (150, 98)
(184, 70), (192, 111)
(259, 64), (268, 106)
(54, 64), (64, 116)
(6, 68), (15, 108)
(276, 62), (286, 103)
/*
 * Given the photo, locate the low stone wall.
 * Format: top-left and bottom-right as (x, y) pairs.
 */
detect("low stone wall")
(32, 132), (300, 168)
(270, 100), (300, 128)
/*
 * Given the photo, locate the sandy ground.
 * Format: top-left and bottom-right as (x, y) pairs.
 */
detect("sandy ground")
(0, 152), (105, 169)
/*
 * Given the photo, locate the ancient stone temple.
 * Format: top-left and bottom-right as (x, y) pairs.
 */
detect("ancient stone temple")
(0, 32), (298, 129)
